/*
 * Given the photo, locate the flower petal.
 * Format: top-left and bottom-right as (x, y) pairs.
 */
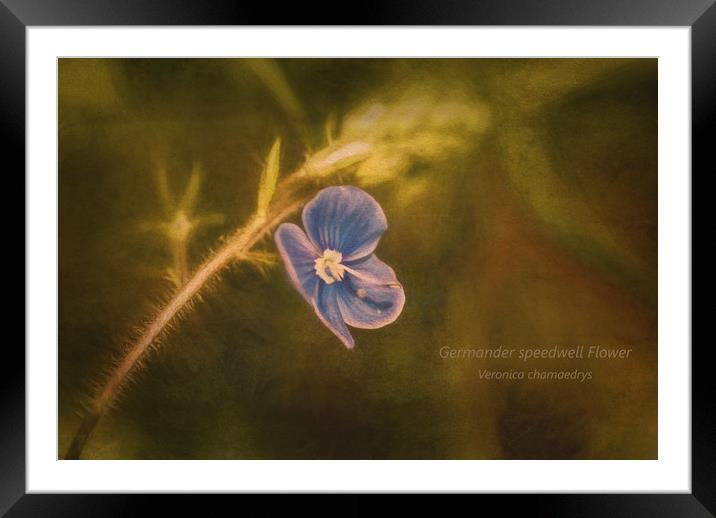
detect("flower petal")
(338, 254), (405, 329)
(274, 223), (320, 303)
(315, 283), (355, 348)
(302, 186), (387, 262)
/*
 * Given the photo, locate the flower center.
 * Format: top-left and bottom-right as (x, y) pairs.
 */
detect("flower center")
(314, 249), (345, 284)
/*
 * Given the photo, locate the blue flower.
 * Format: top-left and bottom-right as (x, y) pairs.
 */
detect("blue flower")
(275, 186), (405, 348)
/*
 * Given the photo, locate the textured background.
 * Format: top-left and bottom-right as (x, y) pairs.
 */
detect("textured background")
(58, 58), (657, 459)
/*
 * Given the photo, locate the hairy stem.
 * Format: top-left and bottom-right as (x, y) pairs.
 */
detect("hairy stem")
(64, 202), (301, 460)
(64, 142), (369, 460)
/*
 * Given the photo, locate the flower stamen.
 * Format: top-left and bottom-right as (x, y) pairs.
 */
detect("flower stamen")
(315, 249), (345, 284)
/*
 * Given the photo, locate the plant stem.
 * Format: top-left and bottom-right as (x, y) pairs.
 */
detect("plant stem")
(63, 141), (371, 460)
(64, 202), (300, 459)
(172, 237), (190, 286)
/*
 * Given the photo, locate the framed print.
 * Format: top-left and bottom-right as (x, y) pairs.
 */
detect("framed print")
(7, 0), (707, 513)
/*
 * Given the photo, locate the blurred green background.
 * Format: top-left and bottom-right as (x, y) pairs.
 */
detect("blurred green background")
(59, 58), (657, 459)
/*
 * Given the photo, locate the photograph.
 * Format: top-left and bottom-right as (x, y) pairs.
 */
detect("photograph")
(58, 57), (658, 461)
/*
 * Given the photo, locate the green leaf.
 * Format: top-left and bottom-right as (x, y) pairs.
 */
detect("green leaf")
(244, 59), (312, 145)
(257, 137), (281, 217)
(179, 162), (202, 212)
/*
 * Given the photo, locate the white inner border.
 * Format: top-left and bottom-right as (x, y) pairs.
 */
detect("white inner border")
(27, 27), (691, 493)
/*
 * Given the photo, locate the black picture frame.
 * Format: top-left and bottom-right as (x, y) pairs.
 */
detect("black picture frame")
(5, 0), (707, 514)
